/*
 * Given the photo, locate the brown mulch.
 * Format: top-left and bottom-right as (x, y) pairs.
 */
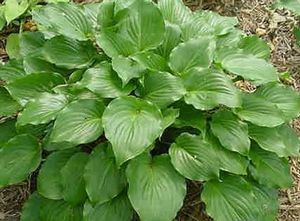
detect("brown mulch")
(0, 0), (300, 221)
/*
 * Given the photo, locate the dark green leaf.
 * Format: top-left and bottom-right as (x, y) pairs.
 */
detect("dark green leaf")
(38, 149), (78, 200)
(127, 154), (186, 221)
(5, 72), (65, 106)
(0, 119), (17, 146)
(0, 87), (21, 117)
(21, 192), (41, 221)
(0, 134), (41, 188)
(0, 60), (26, 83)
(169, 133), (219, 181)
(84, 144), (127, 204)
(249, 145), (293, 188)
(20, 31), (46, 56)
(50, 99), (104, 145)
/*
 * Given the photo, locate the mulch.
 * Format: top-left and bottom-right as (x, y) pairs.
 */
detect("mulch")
(0, 0), (300, 220)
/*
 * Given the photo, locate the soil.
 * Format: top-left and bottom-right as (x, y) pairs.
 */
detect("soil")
(0, 0), (300, 220)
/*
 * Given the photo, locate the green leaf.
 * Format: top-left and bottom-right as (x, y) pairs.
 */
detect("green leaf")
(127, 154), (186, 221)
(21, 192), (41, 221)
(274, 0), (300, 16)
(103, 96), (163, 165)
(158, 0), (192, 25)
(255, 83), (300, 120)
(139, 71), (186, 108)
(157, 23), (181, 58)
(0, 134), (41, 188)
(253, 184), (279, 221)
(183, 68), (241, 110)
(161, 108), (180, 131)
(0, 60), (26, 83)
(211, 110), (250, 155)
(0, 87), (21, 117)
(84, 144), (127, 204)
(40, 198), (83, 221)
(6, 33), (21, 59)
(173, 103), (206, 133)
(295, 27), (300, 45)
(169, 37), (216, 74)
(208, 135), (249, 175)
(5, 72), (65, 106)
(61, 152), (89, 205)
(50, 99), (104, 145)
(20, 31), (46, 56)
(43, 36), (97, 69)
(221, 54), (278, 85)
(83, 192), (133, 221)
(249, 144), (293, 188)
(37, 149), (78, 200)
(248, 124), (300, 157)
(202, 175), (260, 221)
(169, 133), (219, 181)
(239, 36), (271, 59)
(131, 52), (168, 72)
(96, 1), (115, 28)
(80, 63), (135, 98)
(83, 3), (101, 28)
(32, 3), (92, 40)
(235, 93), (285, 127)
(0, 119), (17, 146)
(111, 55), (146, 85)
(0, 6), (6, 31)
(4, 0), (29, 23)
(17, 93), (68, 126)
(96, 29), (137, 58)
(118, 0), (165, 51)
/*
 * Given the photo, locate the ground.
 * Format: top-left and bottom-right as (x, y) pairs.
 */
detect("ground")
(0, 0), (300, 220)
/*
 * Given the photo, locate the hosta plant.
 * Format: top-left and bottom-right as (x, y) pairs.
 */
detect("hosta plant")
(0, 0), (300, 221)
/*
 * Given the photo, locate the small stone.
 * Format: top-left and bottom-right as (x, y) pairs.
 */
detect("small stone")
(256, 28), (267, 36)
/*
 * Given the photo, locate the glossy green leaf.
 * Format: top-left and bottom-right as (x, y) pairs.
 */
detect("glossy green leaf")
(249, 145), (293, 188)
(127, 154), (186, 221)
(131, 52), (168, 72)
(0, 6), (5, 31)
(208, 135), (249, 175)
(239, 36), (271, 59)
(158, 0), (192, 25)
(0, 134), (41, 188)
(248, 124), (300, 157)
(0, 119), (17, 146)
(222, 54), (278, 85)
(183, 68), (241, 110)
(0, 59), (26, 83)
(103, 96), (162, 165)
(5, 0), (29, 23)
(61, 152), (89, 205)
(84, 144), (127, 204)
(40, 198), (83, 221)
(5, 72), (65, 106)
(211, 110), (250, 155)
(169, 37), (216, 74)
(118, 0), (165, 51)
(43, 36), (97, 69)
(174, 103), (206, 133)
(255, 83), (300, 120)
(83, 192), (133, 221)
(139, 71), (186, 108)
(169, 133), (219, 181)
(50, 99), (104, 145)
(38, 149), (78, 200)
(202, 175), (260, 221)
(0, 87), (21, 117)
(21, 192), (41, 221)
(157, 23), (181, 58)
(161, 108), (180, 131)
(32, 3), (92, 40)
(112, 55), (146, 85)
(80, 63), (135, 98)
(235, 93), (285, 127)
(253, 184), (279, 221)
(18, 93), (68, 126)
(6, 33), (21, 59)
(20, 31), (46, 56)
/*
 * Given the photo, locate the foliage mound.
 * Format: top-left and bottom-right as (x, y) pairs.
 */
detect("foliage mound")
(0, 0), (300, 220)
